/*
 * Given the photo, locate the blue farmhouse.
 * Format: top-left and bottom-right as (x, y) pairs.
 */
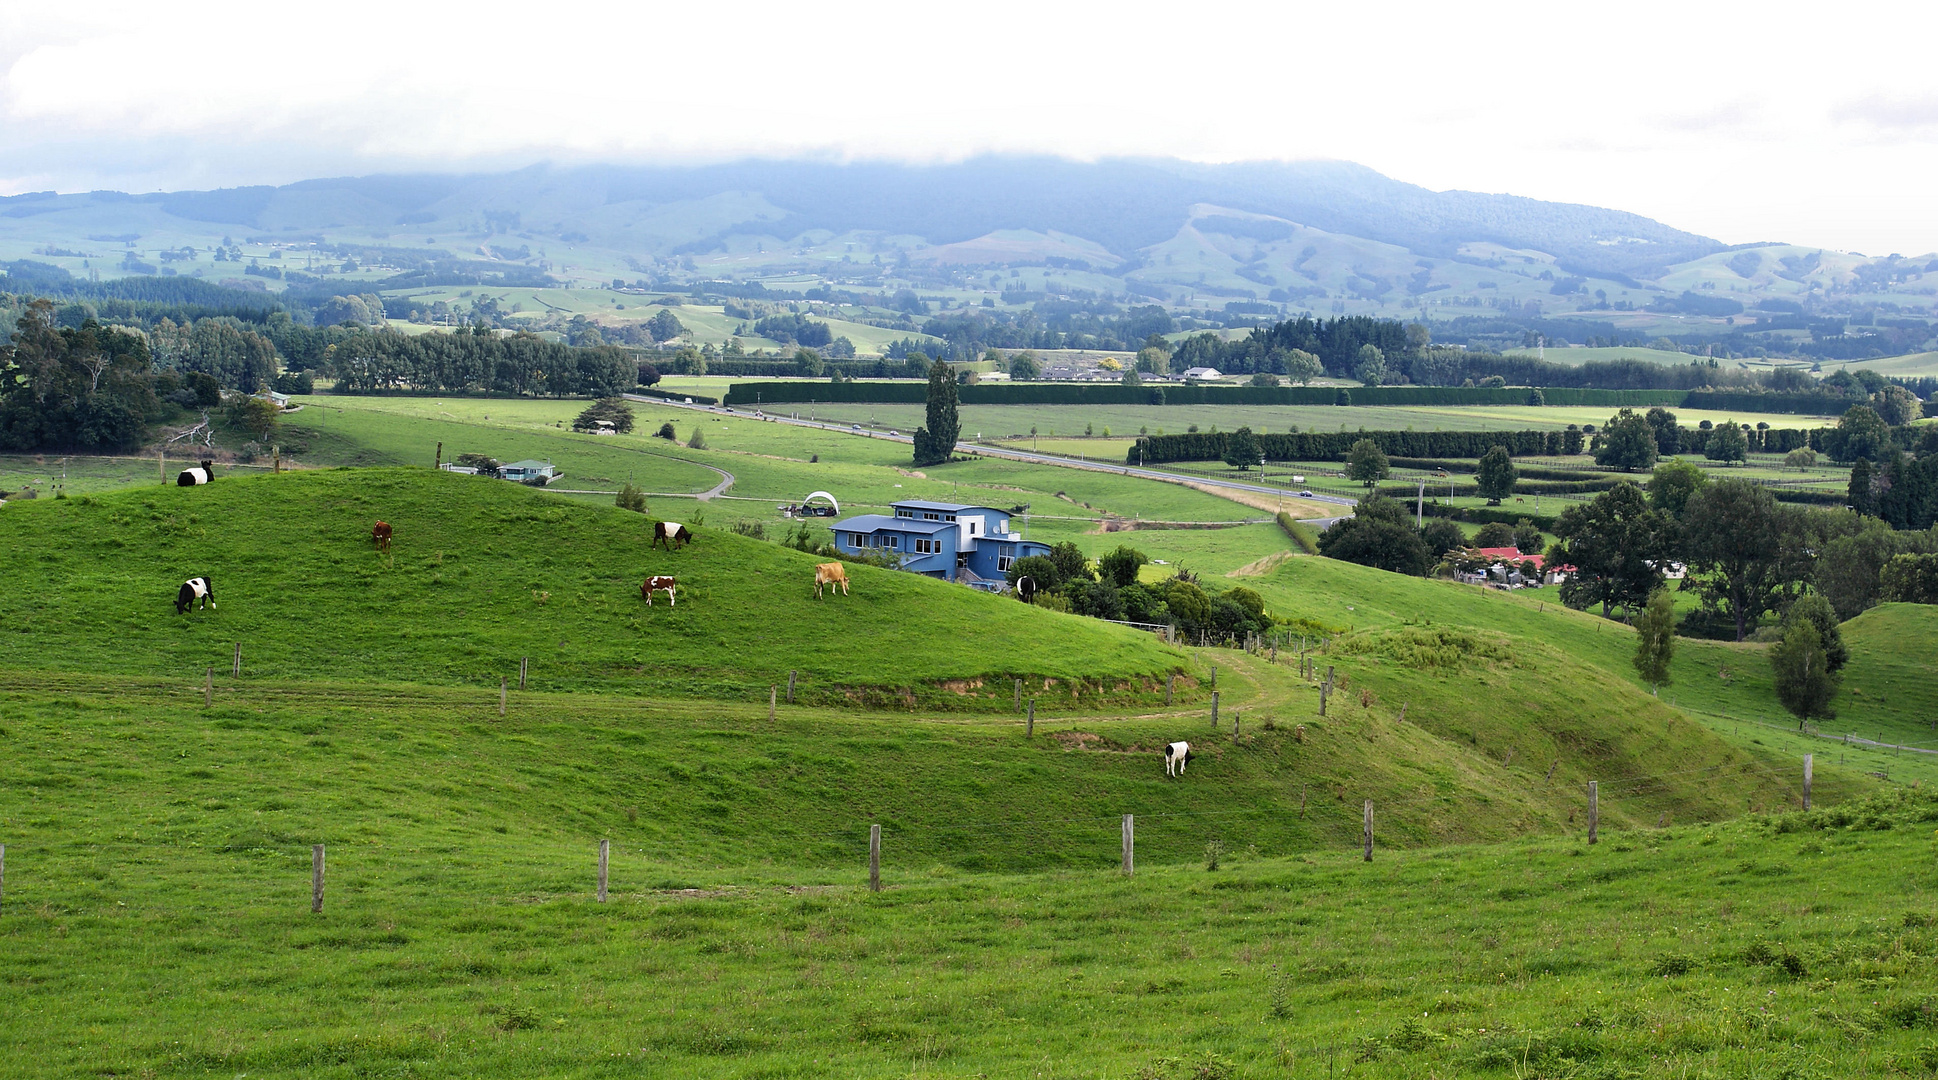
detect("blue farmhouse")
(831, 499), (1051, 589)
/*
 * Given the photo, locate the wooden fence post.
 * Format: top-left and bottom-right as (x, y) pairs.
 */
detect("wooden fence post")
(1121, 814), (1134, 876)
(1014, 678), (1022, 710)
(1233, 711), (1240, 738)
(868, 824), (881, 893)
(520, 656), (528, 690)
(1165, 673), (1174, 706)
(1802, 754), (1813, 810)
(1587, 781), (1599, 844)
(311, 844), (325, 913)
(769, 686), (777, 721)
(598, 839), (609, 902)
(500, 677), (507, 717)
(232, 642), (241, 678)
(1363, 801), (1374, 862)
(788, 670), (798, 703)
(1210, 691), (1219, 729)
(1027, 699), (1035, 736)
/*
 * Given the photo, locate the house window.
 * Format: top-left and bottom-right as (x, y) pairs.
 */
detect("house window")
(945, 514), (957, 522)
(998, 545), (1017, 572)
(923, 512), (939, 520)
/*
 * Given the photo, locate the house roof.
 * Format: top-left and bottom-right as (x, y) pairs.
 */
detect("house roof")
(503, 459), (553, 471)
(1473, 547), (1552, 570)
(834, 514), (957, 535)
(890, 500), (1010, 518)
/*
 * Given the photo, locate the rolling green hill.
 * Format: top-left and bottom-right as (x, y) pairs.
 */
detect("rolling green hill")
(0, 468), (1184, 706)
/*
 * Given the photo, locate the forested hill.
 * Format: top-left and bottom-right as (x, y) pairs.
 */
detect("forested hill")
(0, 158), (1718, 280)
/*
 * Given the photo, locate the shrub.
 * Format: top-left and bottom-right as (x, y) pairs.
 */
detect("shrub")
(686, 426), (707, 450)
(656, 422), (677, 440)
(614, 483), (647, 514)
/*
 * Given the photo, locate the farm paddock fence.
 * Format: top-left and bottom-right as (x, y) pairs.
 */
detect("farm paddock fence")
(0, 751), (1848, 917)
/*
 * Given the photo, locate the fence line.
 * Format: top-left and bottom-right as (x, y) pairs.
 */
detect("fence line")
(0, 748), (1878, 913)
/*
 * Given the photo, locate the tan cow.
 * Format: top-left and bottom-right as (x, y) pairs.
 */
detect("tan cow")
(813, 562), (849, 599)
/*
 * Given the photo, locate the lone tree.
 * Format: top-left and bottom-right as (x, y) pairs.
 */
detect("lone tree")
(1475, 445), (1517, 505)
(1705, 420), (1748, 464)
(1550, 482), (1673, 618)
(911, 360), (960, 467)
(1346, 438), (1389, 488)
(573, 397), (635, 434)
(1595, 408), (1660, 471)
(1632, 588), (1676, 696)
(1770, 619), (1838, 728)
(1223, 426), (1262, 469)
(1682, 479), (1789, 641)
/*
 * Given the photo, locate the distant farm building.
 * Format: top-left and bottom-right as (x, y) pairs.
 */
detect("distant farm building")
(500, 460), (557, 485)
(1181, 367), (1223, 380)
(831, 499), (1051, 589)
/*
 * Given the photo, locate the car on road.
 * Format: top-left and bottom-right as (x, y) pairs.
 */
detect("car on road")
(851, 424), (861, 431)
(888, 430), (898, 436)
(1298, 490), (1315, 497)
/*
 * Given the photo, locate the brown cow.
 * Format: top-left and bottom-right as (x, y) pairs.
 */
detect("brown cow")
(372, 520), (393, 551)
(642, 575), (678, 606)
(652, 521), (691, 551)
(813, 562), (849, 599)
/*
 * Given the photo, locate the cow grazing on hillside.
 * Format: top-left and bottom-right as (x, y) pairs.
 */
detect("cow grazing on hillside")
(652, 521), (691, 551)
(175, 576), (215, 614)
(1163, 741), (1193, 778)
(813, 562), (849, 599)
(1015, 575), (1037, 604)
(176, 460), (215, 486)
(372, 521), (393, 551)
(641, 575), (678, 606)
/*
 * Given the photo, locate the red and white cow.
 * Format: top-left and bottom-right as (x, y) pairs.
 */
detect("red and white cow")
(641, 575), (678, 606)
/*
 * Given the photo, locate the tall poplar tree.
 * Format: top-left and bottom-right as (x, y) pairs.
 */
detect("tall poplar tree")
(912, 360), (959, 467)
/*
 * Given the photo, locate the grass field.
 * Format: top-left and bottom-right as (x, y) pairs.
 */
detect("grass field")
(806, 401), (1840, 438)
(0, 656), (1920, 1077)
(8, 390), (1936, 1078)
(0, 469), (1187, 706)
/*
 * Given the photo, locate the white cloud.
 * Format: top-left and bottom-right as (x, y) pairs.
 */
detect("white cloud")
(3, 0), (1936, 253)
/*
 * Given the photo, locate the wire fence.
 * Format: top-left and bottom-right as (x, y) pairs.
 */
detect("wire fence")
(0, 738), (1852, 919)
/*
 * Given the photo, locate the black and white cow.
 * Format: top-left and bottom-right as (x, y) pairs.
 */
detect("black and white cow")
(1163, 741), (1194, 778)
(175, 576), (215, 614)
(177, 460), (215, 486)
(1014, 575), (1038, 604)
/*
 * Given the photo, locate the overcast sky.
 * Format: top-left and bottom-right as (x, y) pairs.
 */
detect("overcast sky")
(2, 1), (1933, 255)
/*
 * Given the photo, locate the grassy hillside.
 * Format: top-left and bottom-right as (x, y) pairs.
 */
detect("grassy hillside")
(1240, 554), (1938, 784)
(0, 714), (1927, 1078)
(0, 468), (1185, 705)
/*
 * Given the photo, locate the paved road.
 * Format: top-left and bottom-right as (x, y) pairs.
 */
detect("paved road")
(627, 394), (1358, 517)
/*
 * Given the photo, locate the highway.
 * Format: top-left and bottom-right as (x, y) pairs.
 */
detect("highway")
(627, 393), (1360, 521)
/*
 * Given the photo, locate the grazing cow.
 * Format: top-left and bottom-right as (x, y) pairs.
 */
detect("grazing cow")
(641, 575), (678, 606)
(176, 459), (215, 486)
(652, 521), (691, 551)
(372, 520), (393, 551)
(1015, 575), (1038, 604)
(813, 562), (849, 599)
(175, 576), (215, 614)
(1163, 741), (1194, 778)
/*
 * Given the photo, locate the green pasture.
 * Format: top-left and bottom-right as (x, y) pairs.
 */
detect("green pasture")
(1820, 350), (1938, 378)
(800, 401), (1839, 439)
(0, 653), (1916, 1077)
(1502, 345), (1697, 366)
(0, 469), (1185, 705)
